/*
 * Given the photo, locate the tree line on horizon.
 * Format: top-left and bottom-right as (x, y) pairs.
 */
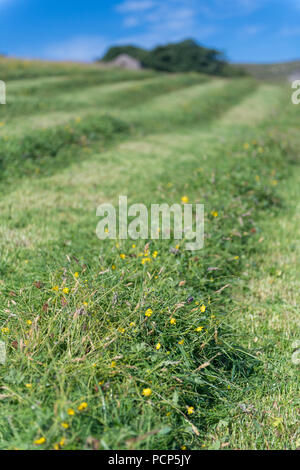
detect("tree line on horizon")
(100, 39), (246, 76)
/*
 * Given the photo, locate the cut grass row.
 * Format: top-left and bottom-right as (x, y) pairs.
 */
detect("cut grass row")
(1, 74), (209, 120)
(0, 78), (256, 184)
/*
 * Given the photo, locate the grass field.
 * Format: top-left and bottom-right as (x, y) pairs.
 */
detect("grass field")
(0, 59), (299, 450)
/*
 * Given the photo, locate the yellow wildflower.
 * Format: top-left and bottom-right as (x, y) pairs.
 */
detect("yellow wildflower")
(77, 402), (88, 411)
(120, 253), (126, 260)
(181, 196), (189, 204)
(61, 422), (69, 429)
(156, 343), (161, 350)
(195, 326), (204, 332)
(26, 320), (32, 326)
(111, 265), (116, 270)
(52, 286), (59, 291)
(211, 211), (218, 218)
(1, 327), (9, 334)
(110, 361), (117, 368)
(170, 318), (176, 325)
(74, 272), (79, 278)
(200, 305), (206, 313)
(67, 408), (75, 416)
(59, 437), (66, 447)
(153, 251), (158, 258)
(25, 383), (32, 389)
(181, 445), (187, 450)
(142, 388), (152, 397)
(178, 339), (184, 345)
(62, 288), (69, 294)
(34, 437), (46, 445)
(187, 406), (194, 415)
(145, 308), (153, 317)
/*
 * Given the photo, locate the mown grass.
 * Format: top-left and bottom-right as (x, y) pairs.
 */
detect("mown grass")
(0, 61), (299, 450)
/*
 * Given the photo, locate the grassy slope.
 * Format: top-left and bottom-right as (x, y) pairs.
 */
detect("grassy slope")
(236, 60), (300, 81)
(0, 62), (299, 450)
(206, 167), (300, 450)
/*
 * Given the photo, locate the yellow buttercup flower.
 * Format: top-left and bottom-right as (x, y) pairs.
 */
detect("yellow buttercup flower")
(26, 320), (32, 326)
(181, 196), (189, 204)
(67, 408), (75, 416)
(112, 265), (116, 270)
(120, 253), (126, 260)
(110, 361), (117, 368)
(61, 422), (69, 429)
(156, 343), (161, 350)
(200, 305), (206, 313)
(63, 288), (69, 294)
(195, 326), (204, 332)
(145, 308), (153, 317)
(74, 272), (79, 278)
(178, 339), (184, 345)
(59, 437), (66, 447)
(77, 402), (88, 411)
(142, 388), (152, 397)
(187, 406), (194, 415)
(211, 211), (218, 218)
(170, 318), (176, 325)
(34, 437), (46, 445)
(1, 327), (9, 334)
(52, 285), (59, 291)
(25, 383), (32, 389)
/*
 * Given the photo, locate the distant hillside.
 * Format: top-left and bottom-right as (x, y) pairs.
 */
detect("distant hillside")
(236, 61), (300, 81)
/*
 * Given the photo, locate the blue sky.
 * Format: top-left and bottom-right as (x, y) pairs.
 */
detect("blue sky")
(0, 0), (299, 63)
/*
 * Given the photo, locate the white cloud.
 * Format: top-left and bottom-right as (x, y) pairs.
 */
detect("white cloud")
(44, 36), (108, 62)
(116, 1), (156, 13)
(197, 0), (267, 19)
(115, 0), (217, 47)
(115, 0), (269, 48)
